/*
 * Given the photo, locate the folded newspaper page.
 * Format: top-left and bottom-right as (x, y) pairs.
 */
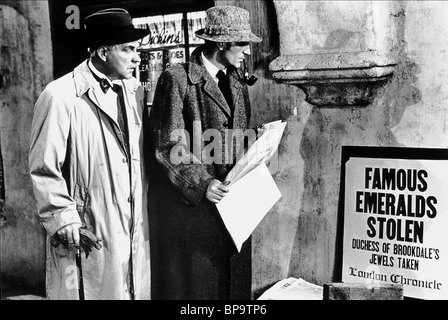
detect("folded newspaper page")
(224, 120), (287, 185)
(216, 162), (281, 251)
(216, 120), (287, 251)
(257, 277), (323, 300)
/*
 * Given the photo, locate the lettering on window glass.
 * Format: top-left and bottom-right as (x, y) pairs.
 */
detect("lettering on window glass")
(133, 11), (206, 105)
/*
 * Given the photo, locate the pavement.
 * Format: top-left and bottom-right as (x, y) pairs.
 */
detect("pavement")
(1, 287), (46, 300)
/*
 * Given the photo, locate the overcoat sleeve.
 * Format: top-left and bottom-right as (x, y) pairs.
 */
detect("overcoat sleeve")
(29, 83), (81, 236)
(149, 66), (214, 205)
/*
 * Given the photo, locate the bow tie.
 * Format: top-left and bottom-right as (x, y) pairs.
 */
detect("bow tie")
(89, 68), (120, 94)
(98, 78), (121, 94)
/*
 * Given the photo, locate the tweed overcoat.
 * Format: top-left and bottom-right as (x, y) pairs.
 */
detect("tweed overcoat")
(147, 46), (251, 299)
(29, 60), (151, 300)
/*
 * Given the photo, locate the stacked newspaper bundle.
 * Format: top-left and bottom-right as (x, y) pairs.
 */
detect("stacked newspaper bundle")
(257, 277), (323, 300)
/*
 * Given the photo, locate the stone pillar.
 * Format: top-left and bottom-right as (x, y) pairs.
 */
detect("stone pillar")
(266, 0), (403, 287)
(269, 1), (397, 107)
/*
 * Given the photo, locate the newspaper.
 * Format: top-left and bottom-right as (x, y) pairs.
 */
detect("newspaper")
(216, 162), (282, 251)
(257, 277), (323, 300)
(216, 120), (287, 251)
(224, 120), (287, 185)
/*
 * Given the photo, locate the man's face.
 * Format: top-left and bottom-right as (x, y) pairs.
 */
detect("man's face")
(220, 41), (251, 69)
(104, 41), (141, 80)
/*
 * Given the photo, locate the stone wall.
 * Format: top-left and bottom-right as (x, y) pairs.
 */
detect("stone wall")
(247, 0), (448, 296)
(2, 0), (448, 299)
(0, 0), (52, 292)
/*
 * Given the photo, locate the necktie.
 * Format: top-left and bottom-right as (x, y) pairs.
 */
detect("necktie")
(89, 68), (129, 155)
(216, 70), (233, 108)
(113, 84), (130, 155)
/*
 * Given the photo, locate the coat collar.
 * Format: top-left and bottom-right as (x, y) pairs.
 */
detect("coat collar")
(73, 59), (138, 98)
(187, 46), (245, 118)
(187, 46), (245, 89)
(72, 60), (139, 134)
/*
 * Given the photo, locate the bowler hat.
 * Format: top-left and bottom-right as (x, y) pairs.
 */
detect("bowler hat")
(83, 8), (149, 48)
(195, 6), (261, 43)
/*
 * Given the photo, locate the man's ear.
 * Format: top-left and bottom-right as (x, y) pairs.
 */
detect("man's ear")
(97, 46), (108, 62)
(216, 42), (225, 51)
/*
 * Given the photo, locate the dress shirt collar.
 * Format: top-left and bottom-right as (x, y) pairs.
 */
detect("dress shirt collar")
(88, 59), (118, 88)
(201, 51), (226, 82)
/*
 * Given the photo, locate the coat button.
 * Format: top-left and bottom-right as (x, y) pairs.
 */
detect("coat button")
(128, 196), (132, 202)
(122, 158), (127, 163)
(189, 185), (195, 189)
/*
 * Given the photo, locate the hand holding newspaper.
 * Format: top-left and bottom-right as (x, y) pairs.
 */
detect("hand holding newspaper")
(216, 120), (287, 251)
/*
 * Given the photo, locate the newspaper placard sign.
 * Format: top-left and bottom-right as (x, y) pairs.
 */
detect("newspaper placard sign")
(341, 146), (448, 300)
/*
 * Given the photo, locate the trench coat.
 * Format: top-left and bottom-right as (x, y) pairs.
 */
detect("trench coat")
(147, 46), (251, 299)
(29, 60), (150, 300)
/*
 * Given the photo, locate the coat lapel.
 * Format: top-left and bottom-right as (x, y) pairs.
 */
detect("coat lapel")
(73, 60), (133, 155)
(229, 71), (243, 111)
(203, 79), (232, 118)
(87, 87), (119, 126)
(121, 82), (141, 159)
(187, 54), (232, 119)
(73, 60), (119, 125)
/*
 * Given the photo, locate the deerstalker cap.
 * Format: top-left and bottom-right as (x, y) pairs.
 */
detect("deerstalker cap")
(83, 8), (149, 48)
(195, 6), (261, 43)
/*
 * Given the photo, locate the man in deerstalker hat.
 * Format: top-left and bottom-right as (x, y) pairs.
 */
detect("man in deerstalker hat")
(29, 8), (151, 299)
(147, 5), (262, 299)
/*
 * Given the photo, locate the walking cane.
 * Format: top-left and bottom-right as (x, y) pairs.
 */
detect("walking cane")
(69, 227), (101, 300)
(75, 248), (85, 300)
(52, 227), (100, 300)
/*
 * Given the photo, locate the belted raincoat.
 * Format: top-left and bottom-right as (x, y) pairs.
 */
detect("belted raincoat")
(29, 60), (150, 300)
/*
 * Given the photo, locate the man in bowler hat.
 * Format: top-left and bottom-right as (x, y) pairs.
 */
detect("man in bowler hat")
(29, 8), (151, 299)
(147, 5), (262, 299)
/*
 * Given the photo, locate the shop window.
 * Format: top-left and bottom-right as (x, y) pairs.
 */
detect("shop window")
(49, 0), (213, 79)
(132, 11), (206, 106)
